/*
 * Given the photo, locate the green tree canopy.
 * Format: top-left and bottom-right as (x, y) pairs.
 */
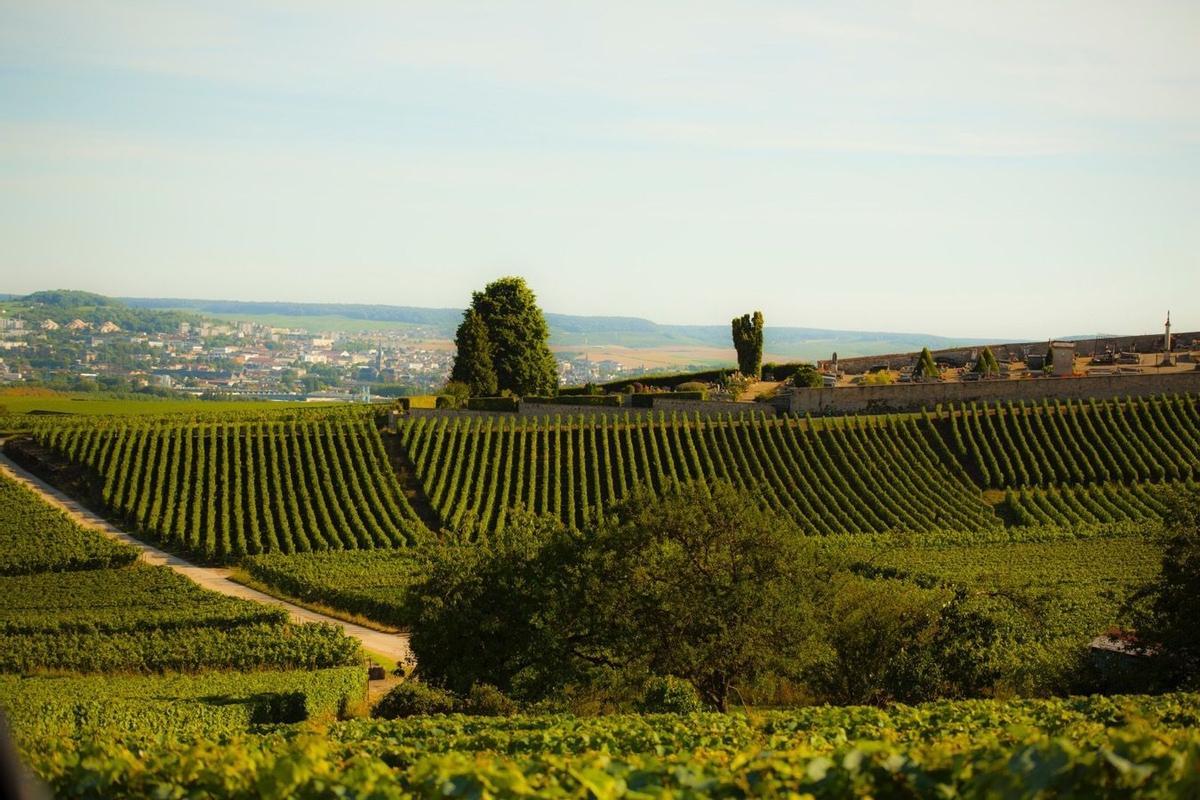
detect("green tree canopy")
(731, 311), (765, 379)
(450, 277), (556, 397)
(449, 308), (498, 397)
(1136, 485), (1200, 689)
(409, 483), (825, 711)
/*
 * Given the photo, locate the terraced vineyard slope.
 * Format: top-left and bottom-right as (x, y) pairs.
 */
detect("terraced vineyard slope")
(397, 411), (999, 537)
(0, 466), (360, 674)
(21, 393), (1200, 542)
(29, 408), (428, 561)
(396, 394), (1199, 536)
(935, 394), (1200, 526)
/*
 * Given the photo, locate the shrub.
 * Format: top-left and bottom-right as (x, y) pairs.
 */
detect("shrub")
(395, 397), (442, 411)
(761, 362), (813, 382)
(721, 371), (753, 400)
(790, 366), (824, 388)
(435, 395), (456, 409)
(1135, 484), (1200, 690)
(464, 683), (518, 716)
(630, 393), (656, 408)
(666, 391), (706, 401)
(372, 680), (459, 719)
(675, 382), (709, 393)
(441, 381), (471, 408)
(637, 675), (705, 713)
(592, 369), (729, 394)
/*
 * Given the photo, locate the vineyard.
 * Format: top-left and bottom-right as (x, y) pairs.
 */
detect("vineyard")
(396, 411), (999, 537)
(2, 395), (1198, 796)
(0, 467), (361, 674)
(394, 394), (1199, 536)
(242, 548), (436, 630)
(28, 407), (429, 561)
(940, 395), (1200, 488)
(16, 393), (1199, 543)
(0, 467), (138, 575)
(19, 693), (1200, 797)
(0, 667), (365, 744)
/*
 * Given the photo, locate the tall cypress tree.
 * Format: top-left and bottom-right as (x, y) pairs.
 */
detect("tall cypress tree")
(470, 277), (557, 396)
(731, 311), (764, 378)
(449, 308), (498, 396)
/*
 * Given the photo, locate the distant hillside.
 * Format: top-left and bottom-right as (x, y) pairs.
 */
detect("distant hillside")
(3, 291), (198, 334)
(122, 296), (1008, 360)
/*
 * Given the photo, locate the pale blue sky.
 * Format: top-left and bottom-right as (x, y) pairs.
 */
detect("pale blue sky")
(1, 1), (1197, 339)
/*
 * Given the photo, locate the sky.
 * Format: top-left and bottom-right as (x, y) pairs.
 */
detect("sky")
(1, 1), (1197, 340)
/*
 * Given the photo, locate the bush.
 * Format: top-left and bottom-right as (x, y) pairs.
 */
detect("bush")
(761, 362), (808, 382)
(466, 396), (520, 412)
(464, 683), (518, 716)
(590, 369), (729, 394)
(637, 675), (705, 713)
(409, 483), (822, 711)
(1134, 484), (1200, 690)
(721, 371), (753, 400)
(790, 366), (824, 389)
(444, 381), (470, 407)
(396, 396), (438, 410)
(675, 382), (709, 393)
(372, 680), (459, 719)
(630, 393), (656, 408)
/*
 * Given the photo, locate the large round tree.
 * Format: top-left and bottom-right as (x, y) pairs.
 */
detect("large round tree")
(453, 277), (557, 396)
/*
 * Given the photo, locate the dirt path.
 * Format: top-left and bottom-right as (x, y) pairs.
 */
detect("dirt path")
(0, 452), (412, 665)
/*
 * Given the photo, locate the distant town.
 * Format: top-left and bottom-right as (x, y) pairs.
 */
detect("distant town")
(0, 295), (636, 400)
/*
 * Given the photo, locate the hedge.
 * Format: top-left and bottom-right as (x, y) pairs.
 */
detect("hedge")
(565, 368), (733, 394)
(631, 391), (708, 408)
(395, 396), (438, 411)
(762, 362), (817, 382)
(524, 395), (624, 407)
(466, 397), (520, 412)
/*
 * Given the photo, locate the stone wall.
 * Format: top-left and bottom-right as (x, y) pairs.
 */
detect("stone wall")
(398, 397), (774, 424)
(830, 330), (1200, 375)
(784, 370), (1200, 415)
(405, 405), (652, 422)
